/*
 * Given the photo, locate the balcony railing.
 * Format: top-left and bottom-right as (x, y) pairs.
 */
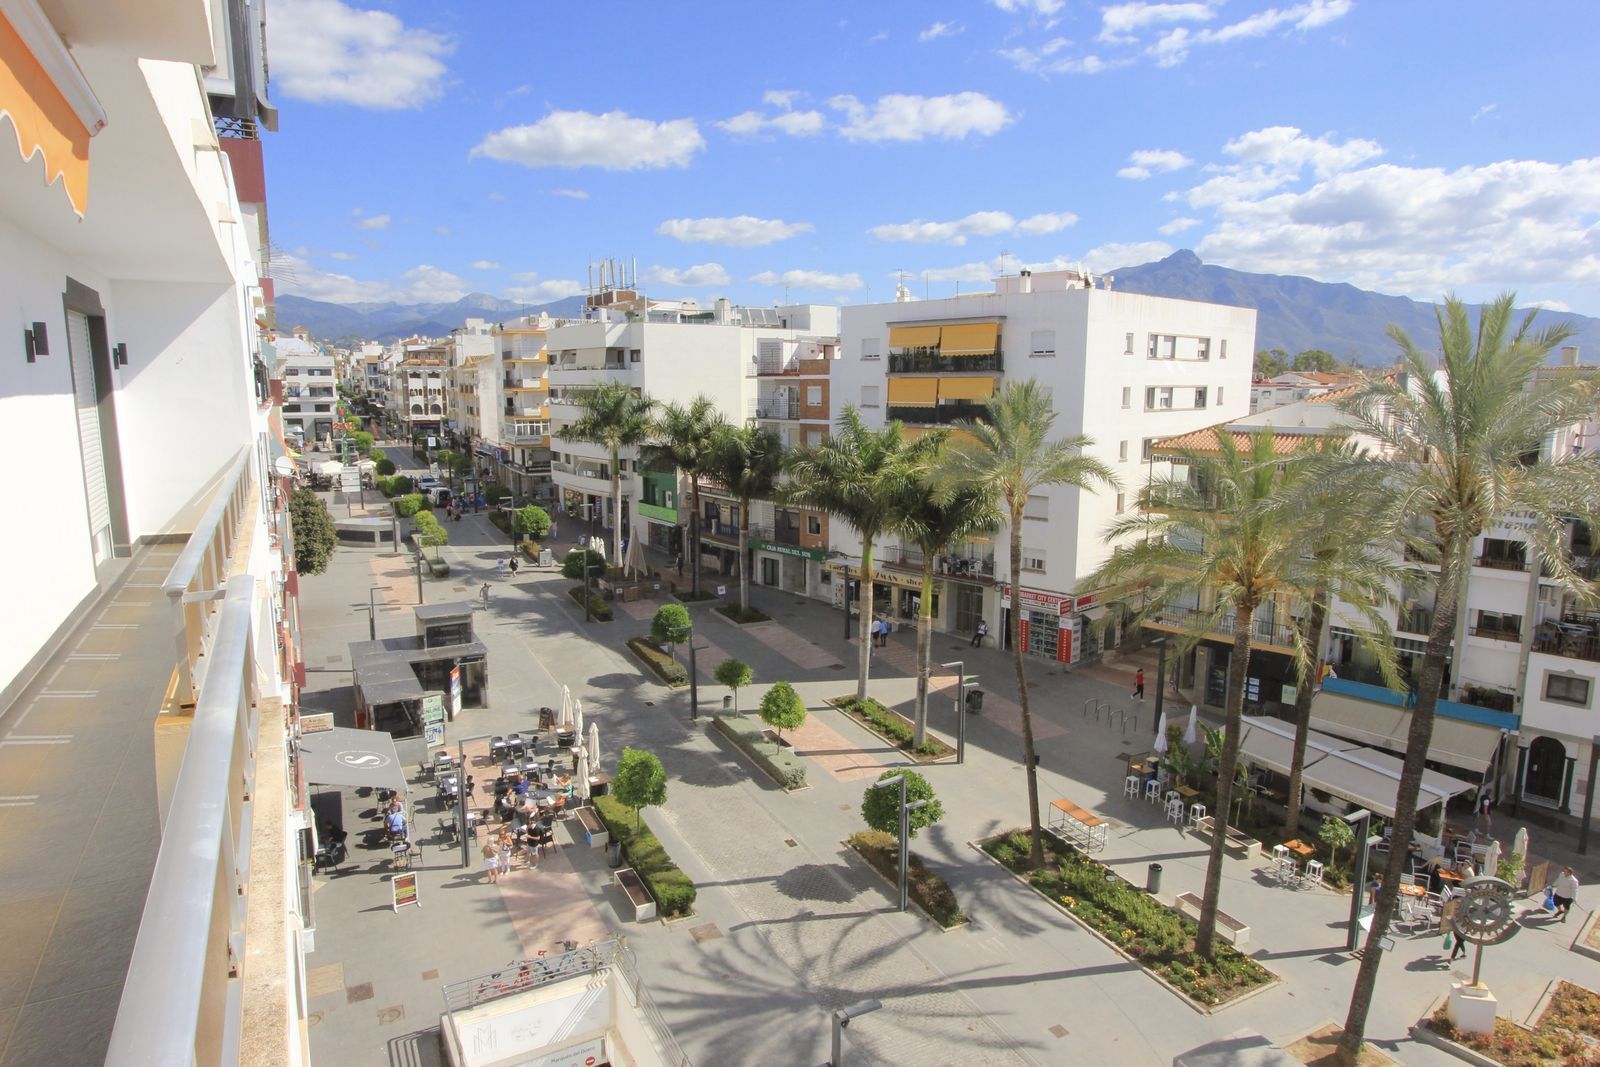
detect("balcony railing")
(886, 402), (989, 427)
(1534, 623), (1600, 663)
(551, 460), (608, 480)
(755, 357), (799, 376)
(754, 398), (800, 420)
(1468, 625), (1522, 642)
(888, 352), (1003, 373)
(875, 547), (996, 579)
(1397, 608), (1436, 635)
(700, 520), (740, 541)
(744, 522), (802, 547)
(1152, 605), (1298, 647)
(1475, 554), (1527, 572)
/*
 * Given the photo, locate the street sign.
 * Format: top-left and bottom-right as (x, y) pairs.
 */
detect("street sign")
(422, 693), (446, 747)
(339, 467), (361, 494)
(448, 667), (462, 720)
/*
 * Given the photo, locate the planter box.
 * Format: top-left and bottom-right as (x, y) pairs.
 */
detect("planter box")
(1175, 892), (1251, 946)
(614, 866), (656, 922)
(574, 806), (607, 848)
(1195, 816), (1261, 860)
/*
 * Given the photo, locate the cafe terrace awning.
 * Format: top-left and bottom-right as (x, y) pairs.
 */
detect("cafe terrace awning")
(1310, 688), (1503, 775)
(1237, 716), (1474, 818)
(297, 726), (408, 795)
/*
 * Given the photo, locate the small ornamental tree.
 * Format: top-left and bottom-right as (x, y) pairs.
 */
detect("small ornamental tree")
(561, 548), (606, 580)
(352, 430), (375, 452)
(413, 510), (449, 549)
(612, 747), (667, 829)
(288, 486), (337, 575)
(715, 659), (753, 712)
(758, 681), (806, 739)
(1318, 814), (1355, 868)
(651, 603), (692, 658)
(514, 504), (552, 540)
(861, 768), (944, 839)
(375, 458), (396, 477)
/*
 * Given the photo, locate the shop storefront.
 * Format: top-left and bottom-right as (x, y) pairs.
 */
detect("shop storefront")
(639, 501), (680, 556)
(1000, 585), (1091, 664)
(752, 539), (828, 597)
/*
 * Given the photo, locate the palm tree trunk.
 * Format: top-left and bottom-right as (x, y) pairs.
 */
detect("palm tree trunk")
(1197, 604), (1255, 959)
(1010, 509), (1046, 869)
(913, 557), (935, 747)
(609, 445), (624, 565)
(857, 537), (875, 703)
(1284, 585), (1330, 837)
(1336, 555), (1462, 1064)
(738, 500), (751, 611)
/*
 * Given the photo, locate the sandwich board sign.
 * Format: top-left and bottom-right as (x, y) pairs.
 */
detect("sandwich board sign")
(391, 872), (420, 911)
(422, 693), (446, 748)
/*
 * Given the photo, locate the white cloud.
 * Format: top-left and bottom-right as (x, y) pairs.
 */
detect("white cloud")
(471, 110), (704, 170)
(1184, 126), (1382, 206)
(1080, 240), (1174, 271)
(998, 36), (1070, 72)
(750, 269), (864, 292)
(434, 225), (450, 236)
(989, 0), (1066, 15)
(551, 188), (589, 199)
(828, 92), (1013, 142)
(471, 260), (500, 270)
(763, 89), (802, 109)
(487, 191), (506, 202)
(356, 213), (391, 230)
(1000, 39), (1130, 75)
(504, 277), (584, 303)
(328, 251), (357, 261)
(1158, 216), (1201, 235)
(1472, 103), (1499, 124)
(1099, 2), (1214, 44)
(1017, 211), (1079, 235)
(271, 0), (452, 110)
(641, 263), (731, 287)
(1118, 148), (1195, 180)
(657, 216), (814, 248)
(870, 211), (1017, 245)
(276, 255), (470, 304)
(717, 108), (826, 138)
(919, 21), (963, 42)
(1145, 0), (1352, 64)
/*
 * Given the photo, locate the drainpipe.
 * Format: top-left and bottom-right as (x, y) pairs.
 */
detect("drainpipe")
(1516, 539), (1540, 714)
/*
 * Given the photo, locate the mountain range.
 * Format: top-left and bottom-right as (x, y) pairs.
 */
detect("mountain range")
(277, 251), (1599, 365)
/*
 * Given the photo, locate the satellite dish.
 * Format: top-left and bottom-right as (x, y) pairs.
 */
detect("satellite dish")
(273, 456), (296, 477)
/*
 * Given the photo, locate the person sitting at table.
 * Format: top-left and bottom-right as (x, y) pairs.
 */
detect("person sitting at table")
(1457, 858), (1477, 879)
(513, 774), (530, 797)
(384, 806), (407, 841)
(497, 790), (517, 822)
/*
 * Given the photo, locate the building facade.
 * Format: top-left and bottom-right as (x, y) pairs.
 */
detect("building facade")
(272, 333), (337, 446)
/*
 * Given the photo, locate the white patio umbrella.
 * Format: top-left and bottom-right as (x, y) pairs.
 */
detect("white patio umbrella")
(1513, 825), (1529, 860)
(559, 692), (574, 729)
(1484, 838), (1502, 878)
(573, 699), (584, 739)
(587, 721), (600, 773)
(575, 748), (591, 801)
(623, 533), (648, 579)
(1152, 711), (1170, 755)
(1183, 705), (1199, 745)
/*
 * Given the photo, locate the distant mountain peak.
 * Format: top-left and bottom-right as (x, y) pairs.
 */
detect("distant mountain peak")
(1158, 248), (1202, 267)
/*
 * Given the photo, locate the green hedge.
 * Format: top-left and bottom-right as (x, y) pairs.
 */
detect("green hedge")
(710, 713), (807, 790)
(673, 589), (717, 603)
(567, 585), (613, 621)
(375, 474), (414, 498)
(592, 794), (695, 918)
(716, 603), (771, 624)
(395, 492), (429, 518)
(833, 696), (952, 759)
(485, 486), (513, 506)
(849, 830), (964, 928)
(627, 638), (687, 686)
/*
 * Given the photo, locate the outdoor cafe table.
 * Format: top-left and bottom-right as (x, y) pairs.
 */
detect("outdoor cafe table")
(1282, 839), (1316, 860)
(1047, 797), (1107, 853)
(1175, 784), (1200, 799)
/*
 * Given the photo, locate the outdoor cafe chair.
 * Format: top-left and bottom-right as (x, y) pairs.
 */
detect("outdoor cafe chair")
(1165, 789), (1182, 806)
(1124, 775), (1140, 799)
(1144, 779), (1161, 803)
(490, 735), (508, 760)
(1166, 797), (1185, 825)
(506, 733), (525, 758)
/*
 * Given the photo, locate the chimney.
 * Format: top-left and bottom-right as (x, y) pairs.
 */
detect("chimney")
(1019, 269), (1032, 295)
(1561, 345), (1579, 367)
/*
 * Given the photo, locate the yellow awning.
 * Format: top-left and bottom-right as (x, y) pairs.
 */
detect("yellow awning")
(0, 12), (94, 216)
(889, 325), (941, 349)
(887, 377), (939, 407)
(939, 322), (1000, 355)
(938, 376), (995, 401)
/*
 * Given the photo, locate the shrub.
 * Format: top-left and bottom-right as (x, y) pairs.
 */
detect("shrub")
(352, 430), (375, 452)
(710, 714), (807, 790)
(593, 793), (696, 918)
(412, 510), (449, 548)
(628, 638), (687, 686)
(485, 486), (513, 506)
(288, 487), (337, 575)
(395, 493), (429, 518)
(759, 681), (806, 738)
(716, 603), (770, 624)
(567, 585), (613, 620)
(834, 696), (954, 760)
(861, 768), (943, 838)
(849, 830), (964, 928)
(715, 659), (753, 711)
(562, 548), (607, 580)
(375, 458), (396, 477)
(514, 504), (552, 540)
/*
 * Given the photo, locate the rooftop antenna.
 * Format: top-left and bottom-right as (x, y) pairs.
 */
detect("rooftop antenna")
(998, 249), (1012, 278)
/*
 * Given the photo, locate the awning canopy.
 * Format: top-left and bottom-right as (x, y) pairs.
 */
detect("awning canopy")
(888, 325), (941, 349)
(1, 8), (105, 217)
(1237, 716), (1474, 818)
(296, 726), (408, 795)
(887, 377), (939, 407)
(939, 322), (1000, 355)
(939, 376), (996, 401)
(1311, 689), (1503, 775)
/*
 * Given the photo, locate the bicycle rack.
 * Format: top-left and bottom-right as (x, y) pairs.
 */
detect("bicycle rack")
(1107, 707), (1126, 731)
(1082, 698), (1103, 721)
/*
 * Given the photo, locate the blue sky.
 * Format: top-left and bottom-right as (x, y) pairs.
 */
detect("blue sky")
(264, 0), (1600, 318)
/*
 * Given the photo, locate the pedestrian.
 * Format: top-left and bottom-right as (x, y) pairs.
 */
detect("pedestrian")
(1132, 668), (1146, 700)
(480, 581), (491, 606)
(454, 508), (461, 523)
(970, 620), (989, 647)
(550, 520), (558, 540)
(509, 555), (519, 576)
(675, 551), (683, 576)
(496, 558), (507, 577)
(1446, 916), (1467, 962)
(482, 839), (500, 883)
(1476, 794), (1493, 837)
(1552, 866), (1581, 922)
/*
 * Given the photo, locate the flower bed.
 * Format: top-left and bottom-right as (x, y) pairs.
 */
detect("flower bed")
(848, 830), (965, 928)
(592, 794), (696, 919)
(709, 713), (807, 790)
(830, 696), (953, 760)
(1425, 982), (1600, 1066)
(627, 638), (687, 687)
(982, 830), (1273, 1008)
(567, 585), (614, 621)
(674, 589), (717, 603)
(716, 602), (771, 624)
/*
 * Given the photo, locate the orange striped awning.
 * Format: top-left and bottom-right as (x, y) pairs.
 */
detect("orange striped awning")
(887, 377), (939, 407)
(0, 10), (98, 216)
(888, 325), (941, 349)
(939, 322), (999, 355)
(938, 376), (995, 401)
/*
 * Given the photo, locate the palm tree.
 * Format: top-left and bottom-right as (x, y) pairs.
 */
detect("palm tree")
(703, 424), (785, 612)
(1090, 429), (1308, 958)
(784, 406), (942, 702)
(890, 469), (1001, 746)
(1332, 295), (1596, 1065)
(946, 380), (1117, 869)
(641, 396), (727, 595)
(565, 381), (656, 565)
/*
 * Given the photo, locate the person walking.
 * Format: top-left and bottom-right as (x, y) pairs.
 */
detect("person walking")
(480, 582), (491, 607)
(509, 555), (520, 577)
(496, 558), (507, 578)
(1446, 918), (1468, 962)
(1552, 867), (1581, 922)
(675, 551), (683, 576)
(970, 620), (989, 647)
(1132, 668), (1146, 700)
(482, 839), (501, 884)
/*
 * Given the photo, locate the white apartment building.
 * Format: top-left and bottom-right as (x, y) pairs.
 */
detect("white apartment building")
(489, 317), (554, 504)
(547, 291), (839, 557)
(833, 269), (1254, 662)
(272, 333), (337, 445)
(388, 337), (450, 442)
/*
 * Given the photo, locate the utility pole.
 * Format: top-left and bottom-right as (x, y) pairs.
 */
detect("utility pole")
(942, 661), (973, 765)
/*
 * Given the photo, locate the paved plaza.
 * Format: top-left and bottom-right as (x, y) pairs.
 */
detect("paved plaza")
(294, 458), (1600, 1065)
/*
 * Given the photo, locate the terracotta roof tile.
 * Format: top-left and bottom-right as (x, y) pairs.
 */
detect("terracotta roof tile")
(1151, 425), (1319, 456)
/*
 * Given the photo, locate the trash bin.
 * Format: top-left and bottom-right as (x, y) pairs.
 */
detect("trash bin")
(965, 689), (985, 714)
(723, 695), (733, 712)
(607, 839), (624, 868)
(1147, 862), (1162, 894)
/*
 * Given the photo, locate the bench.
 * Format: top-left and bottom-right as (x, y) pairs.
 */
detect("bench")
(1175, 891), (1251, 946)
(574, 806), (607, 848)
(614, 867), (656, 922)
(1195, 817), (1261, 860)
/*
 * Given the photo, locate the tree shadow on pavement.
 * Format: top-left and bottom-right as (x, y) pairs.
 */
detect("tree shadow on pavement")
(774, 863), (861, 905)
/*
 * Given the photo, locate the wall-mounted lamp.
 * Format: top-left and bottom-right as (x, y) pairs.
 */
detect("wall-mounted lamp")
(24, 321), (48, 362)
(113, 342), (128, 368)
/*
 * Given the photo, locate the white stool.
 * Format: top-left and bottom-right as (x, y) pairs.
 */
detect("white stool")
(1188, 803), (1207, 828)
(1304, 859), (1324, 886)
(1124, 774), (1140, 799)
(1165, 789), (1181, 806)
(1271, 843), (1289, 863)
(1144, 779), (1161, 803)
(1166, 797), (1184, 825)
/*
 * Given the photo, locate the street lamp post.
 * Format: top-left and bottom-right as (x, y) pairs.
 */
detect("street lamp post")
(872, 774), (924, 912)
(829, 1000), (883, 1067)
(842, 564), (852, 640)
(367, 585), (383, 640)
(1344, 807), (1376, 951)
(1579, 734), (1600, 854)
(942, 660), (973, 765)
(1151, 635), (1169, 738)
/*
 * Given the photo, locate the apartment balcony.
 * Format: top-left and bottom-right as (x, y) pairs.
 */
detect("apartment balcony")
(505, 433), (549, 447)
(888, 352), (1002, 374)
(1397, 607), (1436, 635)
(875, 547), (996, 582)
(504, 404), (548, 418)
(744, 522), (802, 548)
(753, 397), (800, 420)
(755, 356), (800, 376)
(1148, 605), (1298, 649)
(700, 520), (740, 544)
(503, 377), (546, 391)
(1533, 614), (1600, 663)
(550, 459), (609, 482)
(1475, 553), (1527, 572)
(886, 402), (988, 427)
(1468, 625), (1522, 642)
